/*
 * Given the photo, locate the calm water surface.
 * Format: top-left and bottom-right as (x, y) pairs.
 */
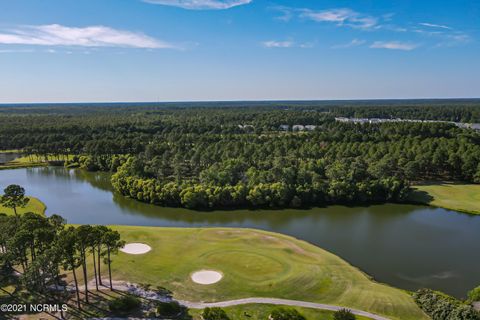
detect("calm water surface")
(0, 152), (22, 164)
(1, 167), (479, 298)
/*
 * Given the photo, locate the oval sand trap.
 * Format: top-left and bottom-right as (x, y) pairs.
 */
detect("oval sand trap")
(120, 243), (152, 255)
(191, 270), (223, 285)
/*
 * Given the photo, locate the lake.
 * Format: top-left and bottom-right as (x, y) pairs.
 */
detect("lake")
(1, 167), (479, 298)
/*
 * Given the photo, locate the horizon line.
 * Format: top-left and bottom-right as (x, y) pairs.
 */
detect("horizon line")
(1, 97), (480, 106)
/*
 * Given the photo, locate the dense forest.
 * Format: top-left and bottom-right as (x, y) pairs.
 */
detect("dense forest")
(1, 101), (480, 209)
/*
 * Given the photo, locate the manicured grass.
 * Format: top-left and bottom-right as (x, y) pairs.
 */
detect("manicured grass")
(0, 197), (46, 216)
(0, 149), (23, 153)
(102, 226), (427, 320)
(12, 154), (74, 163)
(0, 155), (46, 170)
(410, 182), (480, 215)
(0, 154), (73, 170)
(188, 304), (372, 320)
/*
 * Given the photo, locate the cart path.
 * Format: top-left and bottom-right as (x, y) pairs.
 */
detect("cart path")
(74, 279), (391, 320)
(178, 297), (391, 320)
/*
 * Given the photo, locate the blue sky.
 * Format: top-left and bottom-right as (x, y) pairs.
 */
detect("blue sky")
(0, 0), (479, 103)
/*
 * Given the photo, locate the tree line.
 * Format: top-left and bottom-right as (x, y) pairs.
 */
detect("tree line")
(104, 122), (480, 209)
(0, 185), (124, 311)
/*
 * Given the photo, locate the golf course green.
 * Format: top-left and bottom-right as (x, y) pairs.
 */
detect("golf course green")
(106, 226), (427, 320)
(411, 183), (480, 215)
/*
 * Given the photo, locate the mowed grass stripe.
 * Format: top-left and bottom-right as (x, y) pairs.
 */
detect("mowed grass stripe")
(410, 182), (480, 214)
(0, 196), (46, 216)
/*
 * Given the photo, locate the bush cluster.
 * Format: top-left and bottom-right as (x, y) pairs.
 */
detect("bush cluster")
(413, 289), (480, 320)
(108, 295), (141, 314)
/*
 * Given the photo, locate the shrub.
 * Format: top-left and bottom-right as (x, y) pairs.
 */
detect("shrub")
(270, 307), (306, 320)
(202, 307), (229, 320)
(413, 289), (480, 320)
(156, 301), (183, 317)
(468, 286), (480, 302)
(108, 295), (141, 314)
(334, 308), (356, 320)
(449, 305), (480, 320)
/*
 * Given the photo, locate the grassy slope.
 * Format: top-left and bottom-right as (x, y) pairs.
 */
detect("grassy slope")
(0, 150), (23, 153)
(0, 154), (74, 170)
(410, 182), (480, 215)
(0, 155), (47, 170)
(188, 304), (372, 320)
(15, 299), (373, 320)
(0, 197), (46, 216)
(103, 226), (426, 320)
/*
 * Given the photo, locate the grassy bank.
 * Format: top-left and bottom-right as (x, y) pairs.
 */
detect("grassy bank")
(0, 155), (47, 170)
(188, 304), (372, 320)
(96, 226), (427, 320)
(0, 197), (46, 216)
(12, 295), (374, 320)
(0, 149), (23, 153)
(0, 154), (73, 170)
(410, 182), (480, 215)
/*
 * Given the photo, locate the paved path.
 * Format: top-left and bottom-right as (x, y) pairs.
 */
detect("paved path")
(77, 279), (391, 320)
(178, 297), (391, 320)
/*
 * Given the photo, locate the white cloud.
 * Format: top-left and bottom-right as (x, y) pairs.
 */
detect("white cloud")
(332, 38), (366, 49)
(261, 40), (314, 48)
(302, 8), (352, 23)
(270, 5), (293, 22)
(382, 13), (395, 22)
(299, 42), (315, 48)
(436, 33), (471, 47)
(419, 22), (452, 30)
(381, 24), (408, 32)
(414, 23), (471, 47)
(0, 24), (174, 49)
(300, 8), (378, 30)
(142, 0), (251, 10)
(449, 34), (470, 42)
(370, 41), (418, 51)
(262, 40), (294, 48)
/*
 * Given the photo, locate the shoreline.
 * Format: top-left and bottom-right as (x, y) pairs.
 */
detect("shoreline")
(1, 165), (479, 215)
(409, 183), (480, 215)
(95, 225), (427, 320)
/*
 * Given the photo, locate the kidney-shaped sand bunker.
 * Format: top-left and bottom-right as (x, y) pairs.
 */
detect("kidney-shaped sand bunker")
(120, 243), (152, 255)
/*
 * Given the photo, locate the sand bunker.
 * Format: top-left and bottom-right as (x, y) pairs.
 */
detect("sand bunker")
(120, 243), (152, 255)
(191, 270), (223, 285)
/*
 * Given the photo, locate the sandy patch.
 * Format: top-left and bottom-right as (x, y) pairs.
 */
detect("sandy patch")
(120, 243), (152, 255)
(191, 270), (223, 285)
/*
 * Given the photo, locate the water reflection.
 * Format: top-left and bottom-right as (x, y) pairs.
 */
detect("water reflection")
(0, 152), (22, 164)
